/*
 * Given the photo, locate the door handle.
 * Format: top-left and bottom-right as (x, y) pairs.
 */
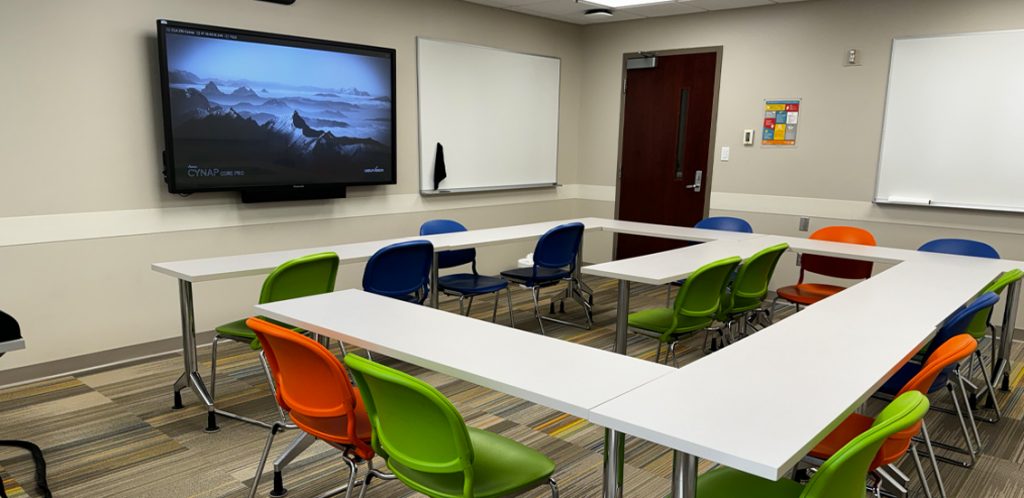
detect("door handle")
(684, 170), (702, 193)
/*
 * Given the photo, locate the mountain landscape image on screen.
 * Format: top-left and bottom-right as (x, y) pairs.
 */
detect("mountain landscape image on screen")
(163, 32), (393, 189)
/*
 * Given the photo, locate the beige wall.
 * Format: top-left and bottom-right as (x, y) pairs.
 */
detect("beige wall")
(577, 0), (1024, 324)
(4, 0), (1024, 377)
(0, 0), (585, 375)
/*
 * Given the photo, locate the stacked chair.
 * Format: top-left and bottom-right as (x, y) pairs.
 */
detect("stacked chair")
(501, 222), (592, 335)
(420, 220), (515, 326)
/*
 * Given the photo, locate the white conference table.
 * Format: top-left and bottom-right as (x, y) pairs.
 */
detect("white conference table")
(256, 289), (676, 493)
(151, 217), (743, 429)
(583, 235), (1022, 498)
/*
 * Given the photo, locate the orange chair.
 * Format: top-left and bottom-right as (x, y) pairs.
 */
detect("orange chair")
(245, 317), (381, 498)
(806, 335), (977, 498)
(774, 226), (876, 312)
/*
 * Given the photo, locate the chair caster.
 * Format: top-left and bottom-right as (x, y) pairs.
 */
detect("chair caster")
(205, 411), (220, 433)
(172, 391), (184, 410)
(549, 302), (556, 314)
(559, 300), (566, 313)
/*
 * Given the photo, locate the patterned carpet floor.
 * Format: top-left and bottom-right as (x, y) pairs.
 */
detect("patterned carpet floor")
(2, 276), (1024, 497)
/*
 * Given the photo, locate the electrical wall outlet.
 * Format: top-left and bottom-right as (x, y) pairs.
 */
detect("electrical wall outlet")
(720, 146), (730, 161)
(799, 217), (810, 232)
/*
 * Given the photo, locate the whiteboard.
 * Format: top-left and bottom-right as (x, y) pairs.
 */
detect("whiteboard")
(417, 38), (560, 193)
(875, 30), (1024, 212)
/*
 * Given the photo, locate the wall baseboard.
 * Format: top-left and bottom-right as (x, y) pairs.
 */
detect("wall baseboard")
(0, 330), (215, 388)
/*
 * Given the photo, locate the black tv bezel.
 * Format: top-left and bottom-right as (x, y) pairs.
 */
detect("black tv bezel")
(156, 19), (397, 195)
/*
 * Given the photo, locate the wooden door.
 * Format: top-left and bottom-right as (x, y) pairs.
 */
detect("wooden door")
(615, 52), (719, 260)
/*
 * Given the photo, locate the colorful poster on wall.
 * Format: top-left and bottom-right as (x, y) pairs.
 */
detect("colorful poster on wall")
(762, 99), (800, 146)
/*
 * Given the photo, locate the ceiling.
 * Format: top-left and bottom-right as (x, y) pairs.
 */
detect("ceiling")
(462, 0), (812, 25)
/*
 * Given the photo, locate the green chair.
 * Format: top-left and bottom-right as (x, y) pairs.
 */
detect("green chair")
(629, 256), (741, 365)
(343, 354), (559, 498)
(210, 252), (340, 415)
(714, 243), (789, 344)
(689, 391), (929, 498)
(963, 268), (1023, 421)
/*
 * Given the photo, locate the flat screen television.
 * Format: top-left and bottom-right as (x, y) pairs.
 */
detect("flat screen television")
(157, 20), (396, 201)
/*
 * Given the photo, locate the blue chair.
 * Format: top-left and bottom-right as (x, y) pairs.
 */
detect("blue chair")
(363, 240), (434, 304)
(918, 238), (999, 259)
(695, 216), (754, 233)
(667, 216), (755, 305)
(420, 220), (515, 326)
(876, 291), (999, 468)
(500, 222), (591, 335)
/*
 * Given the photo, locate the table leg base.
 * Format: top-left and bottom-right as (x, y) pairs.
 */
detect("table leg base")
(270, 471), (288, 498)
(172, 391), (184, 410)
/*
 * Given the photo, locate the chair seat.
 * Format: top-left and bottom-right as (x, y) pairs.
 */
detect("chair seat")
(877, 362), (948, 396)
(775, 282), (847, 305)
(628, 308), (713, 339)
(289, 387), (374, 448)
(681, 466), (803, 498)
(216, 317), (299, 350)
(500, 267), (570, 287)
(439, 273), (509, 295)
(388, 426), (555, 498)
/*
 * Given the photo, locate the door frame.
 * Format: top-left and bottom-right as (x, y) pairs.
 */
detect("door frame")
(612, 46), (725, 257)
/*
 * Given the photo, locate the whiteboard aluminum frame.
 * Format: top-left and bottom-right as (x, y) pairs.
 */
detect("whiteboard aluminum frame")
(873, 28), (1024, 213)
(416, 37), (562, 195)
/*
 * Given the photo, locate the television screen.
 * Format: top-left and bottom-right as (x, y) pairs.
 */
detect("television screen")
(157, 20), (396, 194)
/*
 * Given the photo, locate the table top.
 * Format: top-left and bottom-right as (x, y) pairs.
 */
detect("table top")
(256, 289), (675, 419)
(581, 237), (780, 285)
(589, 256), (1017, 480)
(152, 217), (756, 283)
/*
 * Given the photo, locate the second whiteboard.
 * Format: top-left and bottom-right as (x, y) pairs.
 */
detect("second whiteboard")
(417, 38), (560, 193)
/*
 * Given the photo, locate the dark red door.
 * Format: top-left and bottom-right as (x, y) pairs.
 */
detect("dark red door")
(616, 52), (718, 260)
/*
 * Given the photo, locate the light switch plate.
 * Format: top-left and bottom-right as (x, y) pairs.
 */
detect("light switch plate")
(720, 146), (731, 161)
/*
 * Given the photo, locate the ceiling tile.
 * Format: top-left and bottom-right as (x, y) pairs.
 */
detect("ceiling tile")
(684, 0), (774, 10)
(462, 0), (811, 25)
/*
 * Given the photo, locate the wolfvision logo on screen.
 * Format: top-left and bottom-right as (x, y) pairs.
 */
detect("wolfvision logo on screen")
(364, 167), (385, 173)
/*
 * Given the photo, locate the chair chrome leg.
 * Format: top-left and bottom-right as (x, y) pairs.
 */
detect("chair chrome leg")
(342, 457), (358, 498)
(210, 335), (222, 401)
(491, 292), (499, 323)
(505, 288), (516, 328)
(975, 350), (1002, 422)
(910, 443), (933, 498)
(258, 350), (287, 421)
(531, 286), (546, 335)
(249, 421), (285, 498)
(921, 421), (947, 498)
(466, 295), (474, 316)
(458, 296), (466, 315)
(665, 286), (673, 307)
(655, 342), (663, 364)
(668, 341), (680, 368)
(549, 477), (559, 498)
(945, 381), (977, 468)
(956, 371), (983, 454)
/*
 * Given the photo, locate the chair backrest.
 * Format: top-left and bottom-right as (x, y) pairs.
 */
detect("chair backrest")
(966, 269), (1023, 339)
(674, 256), (742, 321)
(363, 240), (434, 303)
(924, 292), (999, 360)
(246, 317), (372, 458)
(867, 334), (977, 469)
(420, 219), (476, 270)
(259, 252), (340, 304)
(344, 353), (475, 496)
(918, 238), (1000, 259)
(727, 243), (789, 312)
(694, 216), (753, 233)
(801, 226), (876, 281)
(800, 391), (929, 498)
(533, 222), (584, 270)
